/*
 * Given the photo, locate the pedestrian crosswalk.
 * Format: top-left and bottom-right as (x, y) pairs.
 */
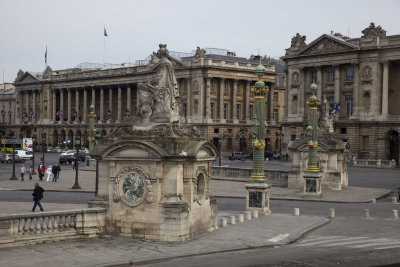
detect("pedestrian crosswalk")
(294, 235), (400, 250)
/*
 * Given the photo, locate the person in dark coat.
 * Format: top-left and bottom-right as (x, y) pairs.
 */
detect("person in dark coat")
(32, 183), (44, 212)
(52, 165), (57, 182)
(38, 162), (46, 181)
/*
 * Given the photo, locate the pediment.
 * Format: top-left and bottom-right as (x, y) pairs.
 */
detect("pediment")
(14, 72), (41, 84)
(298, 35), (359, 56)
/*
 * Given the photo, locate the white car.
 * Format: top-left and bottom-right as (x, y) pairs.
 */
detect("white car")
(60, 150), (76, 157)
(14, 150), (33, 160)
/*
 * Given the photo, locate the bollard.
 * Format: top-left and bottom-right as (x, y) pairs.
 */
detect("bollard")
(221, 218), (227, 228)
(245, 211), (252, 221)
(230, 216), (236, 225)
(214, 218), (218, 230)
(371, 198), (376, 204)
(364, 209), (370, 219)
(252, 210), (259, 219)
(294, 208), (300, 216)
(392, 197), (398, 204)
(393, 210), (399, 219)
(329, 208), (335, 218)
(238, 214), (244, 223)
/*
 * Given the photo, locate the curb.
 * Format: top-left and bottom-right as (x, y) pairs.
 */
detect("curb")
(0, 188), (94, 193)
(108, 216), (330, 267)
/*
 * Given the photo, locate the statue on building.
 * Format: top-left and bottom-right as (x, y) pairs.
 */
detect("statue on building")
(285, 33), (307, 56)
(194, 47), (206, 58)
(137, 44), (180, 122)
(362, 22), (386, 39)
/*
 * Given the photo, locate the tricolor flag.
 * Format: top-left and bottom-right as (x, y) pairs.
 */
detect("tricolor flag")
(106, 110), (111, 118)
(29, 111), (34, 118)
(73, 111), (78, 118)
(104, 27), (108, 37)
(45, 46), (47, 64)
(56, 110), (60, 118)
(124, 109), (130, 117)
(23, 112), (27, 118)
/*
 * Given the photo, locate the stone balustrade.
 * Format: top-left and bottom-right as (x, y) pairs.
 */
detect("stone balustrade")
(0, 208), (105, 247)
(352, 159), (394, 168)
(211, 166), (288, 187)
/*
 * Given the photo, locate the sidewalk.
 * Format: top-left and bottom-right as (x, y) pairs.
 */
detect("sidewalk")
(0, 212), (329, 267)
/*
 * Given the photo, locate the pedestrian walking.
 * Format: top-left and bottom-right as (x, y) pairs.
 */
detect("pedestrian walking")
(28, 165), (33, 180)
(20, 164), (26, 181)
(56, 163), (61, 181)
(46, 165), (53, 182)
(38, 162), (45, 181)
(52, 164), (57, 182)
(32, 183), (44, 212)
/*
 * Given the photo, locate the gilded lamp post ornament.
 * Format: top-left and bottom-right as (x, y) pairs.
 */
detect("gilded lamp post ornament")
(88, 105), (97, 152)
(303, 83), (322, 196)
(245, 61), (271, 215)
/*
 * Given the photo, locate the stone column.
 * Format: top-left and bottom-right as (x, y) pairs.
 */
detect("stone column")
(127, 86), (131, 115)
(382, 61), (389, 116)
(287, 69), (292, 117)
(83, 89), (87, 123)
(91, 87), (95, 106)
(60, 89), (64, 122)
(299, 68), (305, 116)
(186, 79), (191, 121)
(52, 90), (56, 122)
(245, 80), (250, 121)
(205, 78), (211, 120)
(317, 66), (322, 100)
(99, 88), (104, 122)
(75, 89), (80, 123)
(353, 64), (359, 116)
(232, 79), (238, 121)
(219, 78), (225, 121)
(334, 65), (340, 103)
(25, 92), (29, 118)
(32, 91), (36, 123)
(109, 88), (113, 121)
(118, 87), (122, 121)
(67, 89), (71, 123)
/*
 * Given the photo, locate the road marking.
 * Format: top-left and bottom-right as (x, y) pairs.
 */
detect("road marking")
(268, 234), (290, 243)
(374, 243), (400, 250)
(347, 239), (398, 248)
(295, 237), (368, 247)
(322, 238), (391, 247)
(297, 235), (346, 244)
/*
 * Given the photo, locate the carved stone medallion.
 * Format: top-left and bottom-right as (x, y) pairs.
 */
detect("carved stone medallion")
(113, 166), (153, 207)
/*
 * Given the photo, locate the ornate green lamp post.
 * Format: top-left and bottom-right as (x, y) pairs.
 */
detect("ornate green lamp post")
(87, 105), (97, 152)
(245, 62), (271, 215)
(303, 83), (322, 196)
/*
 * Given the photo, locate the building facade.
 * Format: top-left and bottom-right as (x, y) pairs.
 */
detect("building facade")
(282, 23), (400, 163)
(8, 45), (280, 153)
(0, 83), (16, 130)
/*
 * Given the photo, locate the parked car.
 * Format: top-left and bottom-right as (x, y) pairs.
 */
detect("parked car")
(14, 150), (33, 160)
(228, 152), (243, 160)
(59, 150), (77, 164)
(273, 152), (281, 160)
(1, 153), (25, 163)
(48, 147), (62, 153)
(79, 147), (89, 153)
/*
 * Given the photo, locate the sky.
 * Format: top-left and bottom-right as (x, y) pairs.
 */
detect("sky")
(1, 0), (400, 83)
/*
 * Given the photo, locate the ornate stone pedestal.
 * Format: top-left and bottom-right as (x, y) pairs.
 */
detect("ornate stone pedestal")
(245, 183), (271, 215)
(303, 172), (322, 197)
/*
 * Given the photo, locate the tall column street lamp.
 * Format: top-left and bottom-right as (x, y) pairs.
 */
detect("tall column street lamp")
(217, 132), (227, 167)
(9, 137), (17, 180)
(72, 136), (81, 189)
(41, 133), (46, 166)
(245, 61), (271, 215)
(303, 83), (322, 196)
(31, 134), (37, 175)
(87, 105), (96, 152)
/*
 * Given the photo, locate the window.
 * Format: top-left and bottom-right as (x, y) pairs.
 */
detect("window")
(228, 129), (232, 133)
(214, 128), (219, 133)
(345, 95), (353, 117)
(273, 109), (278, 121)
(223, 104), (228, 119)
(249, 105), (253, 119)
(210, 79), (214, 93)
(224, 81), (228, 93)
(210, 103), (215, 119)
(311, 69), (318, 84)
(362, 136), (369, 151)
(273, 92), (278, 102)
(328, 67), (335, 83)
(291, 135), (296, 141)
(346, 66), (354, 81)
(183, 103), (187, 117)
(227, 138), (233, 149)
(341, 128), (347, 134)
(236, 82), (241, 95)
(236, 104), (240, 119)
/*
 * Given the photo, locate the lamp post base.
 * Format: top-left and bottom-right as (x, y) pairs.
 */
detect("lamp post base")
(71, 183), (81, 189)
(303, 172), (322, 197)
(245, 183), (271, 215)
(9, 175), (18, 181)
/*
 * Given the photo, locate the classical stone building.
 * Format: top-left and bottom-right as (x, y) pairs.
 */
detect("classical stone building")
(282, 23), (400, 164)
(0, 83), (16, 129)
(9, 45), (278, 153)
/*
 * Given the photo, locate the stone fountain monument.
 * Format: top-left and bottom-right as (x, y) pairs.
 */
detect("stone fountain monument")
(88, 44), (218, 242)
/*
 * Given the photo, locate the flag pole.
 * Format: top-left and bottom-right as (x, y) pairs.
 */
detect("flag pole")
(103, 25), (105, 65)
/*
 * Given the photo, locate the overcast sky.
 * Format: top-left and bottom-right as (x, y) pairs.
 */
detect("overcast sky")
(1, 0), (399, 83)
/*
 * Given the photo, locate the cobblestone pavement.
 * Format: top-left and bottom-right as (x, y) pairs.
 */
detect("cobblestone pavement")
(0, 212), (329, 267)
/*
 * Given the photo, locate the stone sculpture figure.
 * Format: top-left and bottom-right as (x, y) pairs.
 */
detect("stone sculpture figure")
(319, 97), (334, 133)
(138, 44), (180, 122)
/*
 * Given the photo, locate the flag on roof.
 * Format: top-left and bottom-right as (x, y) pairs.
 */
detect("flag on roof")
(45, 46), (47, 64)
